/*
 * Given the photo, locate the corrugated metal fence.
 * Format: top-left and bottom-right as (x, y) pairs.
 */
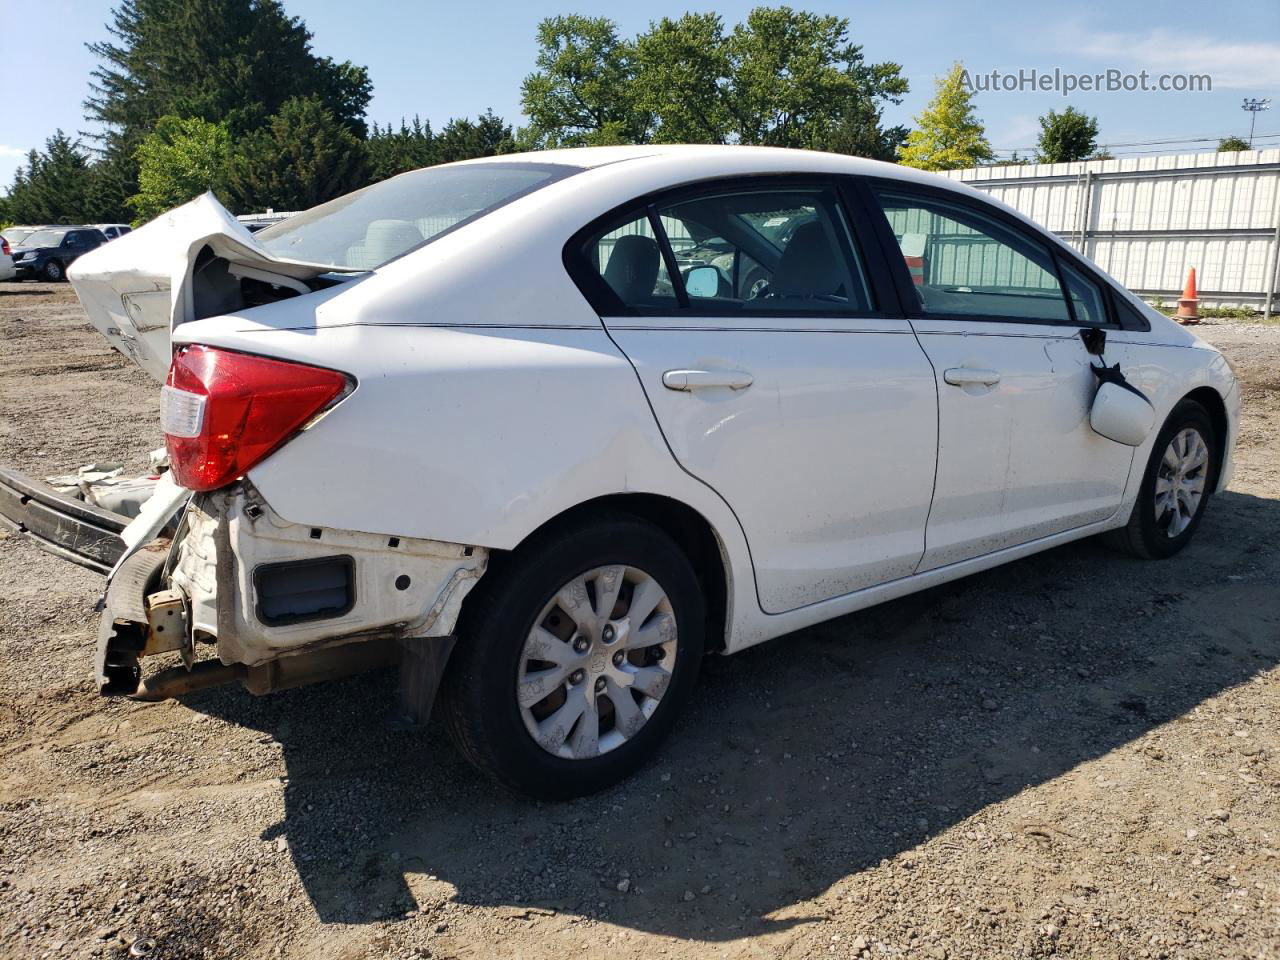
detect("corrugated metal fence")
(945, 148), (1280, 316)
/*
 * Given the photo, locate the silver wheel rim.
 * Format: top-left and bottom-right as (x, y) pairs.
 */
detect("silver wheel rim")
(517, 565), (678, 760)
(1154, 427), (1209, 538)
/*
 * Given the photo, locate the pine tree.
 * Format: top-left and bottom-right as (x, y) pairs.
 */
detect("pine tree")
(228, 97), (368, 212)
(85, 0), (371, 216)
(899, 62), (993, 170)
(1, 132), (97, 224)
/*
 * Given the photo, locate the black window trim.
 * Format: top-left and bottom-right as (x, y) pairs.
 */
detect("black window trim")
(563, 173), (900, 321)
(860, 176), (1148, 333)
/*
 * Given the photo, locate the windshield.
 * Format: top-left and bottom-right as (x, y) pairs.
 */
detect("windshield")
(254, 161), (581, 270)
(3, 228), (35, 245)
(19, 230), (66, 248)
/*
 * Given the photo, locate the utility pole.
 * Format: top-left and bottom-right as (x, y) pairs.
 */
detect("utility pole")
(1242, 98), (1271, 148)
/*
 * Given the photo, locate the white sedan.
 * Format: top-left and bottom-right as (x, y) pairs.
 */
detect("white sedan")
(14, 145), (1241, 797)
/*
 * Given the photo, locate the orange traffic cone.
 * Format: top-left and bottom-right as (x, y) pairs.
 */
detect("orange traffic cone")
(1175, 268), (1200, 325)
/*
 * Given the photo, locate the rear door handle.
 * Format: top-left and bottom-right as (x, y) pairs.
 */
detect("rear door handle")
(943, 367), (1001, 387)
(662, 369), (754, 392)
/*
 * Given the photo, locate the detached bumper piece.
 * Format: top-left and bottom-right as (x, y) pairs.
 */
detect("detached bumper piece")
(0, 466), (127, 573)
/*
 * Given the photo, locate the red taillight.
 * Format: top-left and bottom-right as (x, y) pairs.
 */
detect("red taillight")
(163, 345), (349, 492)
(1, 238), (9, 256)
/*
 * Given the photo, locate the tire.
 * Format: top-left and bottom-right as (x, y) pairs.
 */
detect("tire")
(41, 260), (64, 282)
(1104, 399), (1217, 559)
(741, 267), (770, 300)
(440, 514), (705, 799)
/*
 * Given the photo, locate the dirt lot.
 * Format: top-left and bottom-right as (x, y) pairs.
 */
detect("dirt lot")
(1, 283), (1278, 960)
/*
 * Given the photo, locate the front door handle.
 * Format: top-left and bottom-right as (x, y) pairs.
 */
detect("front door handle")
(662, 369), (754, 392)
(943, 367), (1001, 387)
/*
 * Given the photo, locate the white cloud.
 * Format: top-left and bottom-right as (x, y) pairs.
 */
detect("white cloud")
(1074, 28), (1280, 89)
(0, 145), (29, 158)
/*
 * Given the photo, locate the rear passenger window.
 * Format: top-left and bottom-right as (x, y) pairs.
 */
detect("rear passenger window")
(587, 215), (677, 309)
(657, 189), (872, 312)
(876, 190), (1070, 323)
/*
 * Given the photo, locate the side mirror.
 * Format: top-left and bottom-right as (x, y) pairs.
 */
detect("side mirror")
(1090, 381), (1155, 446)
(685, 266), (720, 299)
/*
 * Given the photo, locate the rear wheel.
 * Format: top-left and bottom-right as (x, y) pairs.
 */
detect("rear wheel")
(41, 260), (64, 282)
(441, 515), (705, 798)
(1105, 399), (1216, 559)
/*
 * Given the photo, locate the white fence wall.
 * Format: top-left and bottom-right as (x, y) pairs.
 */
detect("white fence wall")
(945, 148), (1280, 314)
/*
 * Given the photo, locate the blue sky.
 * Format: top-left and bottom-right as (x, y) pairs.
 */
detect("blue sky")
(1, 0), (1277, 189)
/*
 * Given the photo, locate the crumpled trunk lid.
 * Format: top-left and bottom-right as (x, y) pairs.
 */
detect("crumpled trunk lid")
(67, 193), (345, 382)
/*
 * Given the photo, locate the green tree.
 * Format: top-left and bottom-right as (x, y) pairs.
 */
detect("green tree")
(228, 97), (368, 212)
(722, 7), (907, 154)
(522, 8), (908, 159)
(632, 13), (734, 144)
(519, 15), (648, 148)
(1036, 106), (1099, 163)
(1, 132), (97, 224)
(85, 0), (372, 217)
(434, 111), (517, 164)
(1218, 136), (1250, 152)
(367, 117), (438, 182)
(366, 110), (515, 183)
(129, 116), (233, 222)
(899, 62), (993, 170)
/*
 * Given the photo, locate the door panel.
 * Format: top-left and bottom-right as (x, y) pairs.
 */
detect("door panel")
(575, 180), (939, 614)
(609, 319), (938, 612)
(871, 185), (1136, 568)
(911, 322), (1134, 569)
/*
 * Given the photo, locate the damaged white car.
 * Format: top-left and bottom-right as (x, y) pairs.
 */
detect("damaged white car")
(0, 146), (1240, 797)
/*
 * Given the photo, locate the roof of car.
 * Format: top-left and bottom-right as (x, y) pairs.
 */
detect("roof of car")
(458, 143), (982, 197)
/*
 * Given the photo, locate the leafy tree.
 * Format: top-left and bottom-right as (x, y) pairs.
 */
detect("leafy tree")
(228, 97), (368, 212)
(721, 7), (907, 154)
(899, 62), (993, 170)
(129, 116), (233, 222)
(1218, 136), (1250, 152)
(519, 15), (648, 148)
(1036, 106), (1099, 163)
(0, 132), (98, 224)
(632, 13), (734, 144)
(85, 0), (372, 216)
(521, 8), (907, 159)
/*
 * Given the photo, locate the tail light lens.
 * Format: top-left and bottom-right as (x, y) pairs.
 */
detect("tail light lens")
(1, 238), (9, 256)
(163, 345), (350, 491)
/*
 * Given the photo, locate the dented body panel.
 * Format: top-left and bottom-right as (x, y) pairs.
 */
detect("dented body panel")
(170, 485), (486, 666)
(68, 193), (353, 381)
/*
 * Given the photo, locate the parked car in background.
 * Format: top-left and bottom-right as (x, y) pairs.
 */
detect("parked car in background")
(1, 146), (1241, 799)
(2, 225), (47, 249)
(11, 226), (109, 281)
(0, 237), (14, 282)
(93, 223), (133, 241)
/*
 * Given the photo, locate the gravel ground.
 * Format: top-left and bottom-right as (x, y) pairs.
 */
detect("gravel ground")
(1, 283), (1278, 960)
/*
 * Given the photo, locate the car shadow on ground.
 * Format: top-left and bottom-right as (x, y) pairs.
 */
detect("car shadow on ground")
(183, 488), (1280, 941)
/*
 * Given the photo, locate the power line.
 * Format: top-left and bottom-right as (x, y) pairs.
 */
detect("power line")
(991, 130), (1280, 152)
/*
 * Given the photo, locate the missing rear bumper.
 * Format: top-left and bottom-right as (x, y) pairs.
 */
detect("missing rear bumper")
(0, 465), (128, 573)
(96, 482), (487, 705)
